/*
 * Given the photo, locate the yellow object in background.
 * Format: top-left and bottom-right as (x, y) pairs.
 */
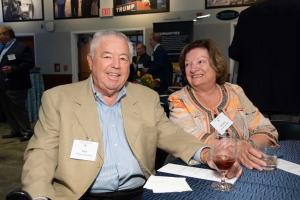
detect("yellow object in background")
(137, 70), (141, 77)
(140, 73), (156, 88)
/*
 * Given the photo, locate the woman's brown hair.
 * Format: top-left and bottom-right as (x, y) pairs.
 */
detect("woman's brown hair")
(179, 39), (228, 85)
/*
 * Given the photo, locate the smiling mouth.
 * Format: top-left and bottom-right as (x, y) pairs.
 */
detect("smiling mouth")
(107, 72), (120, 80)
(192, 74), (204, 78)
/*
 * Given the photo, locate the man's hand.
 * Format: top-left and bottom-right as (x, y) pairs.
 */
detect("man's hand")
(203, 148), (242, 179)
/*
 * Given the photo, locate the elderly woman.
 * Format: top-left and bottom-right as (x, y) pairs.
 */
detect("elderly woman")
(168, 39), (278, 170)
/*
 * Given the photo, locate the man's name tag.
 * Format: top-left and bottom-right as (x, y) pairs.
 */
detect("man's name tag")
(137, 63), (144, 68)
(210, 112), (233, 135)
(70, 140), (98, 161)
(7, 54), (16, 61)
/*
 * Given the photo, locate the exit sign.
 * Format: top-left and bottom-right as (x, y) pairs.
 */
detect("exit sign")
(101, 8), (112, 17)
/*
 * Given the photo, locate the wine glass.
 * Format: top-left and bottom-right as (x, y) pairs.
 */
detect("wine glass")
(211, 132), (237, 192)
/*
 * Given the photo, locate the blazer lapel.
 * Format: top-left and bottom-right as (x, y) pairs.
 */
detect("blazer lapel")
(73, 79), (104, 160)
(121, 85), (142, 149)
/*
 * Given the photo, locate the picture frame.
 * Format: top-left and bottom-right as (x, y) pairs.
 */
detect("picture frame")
(205, 0), (257, 9)
(53, 0), (99, 20)
(113, 0), (169, 16)
(1, 0), (44, 22)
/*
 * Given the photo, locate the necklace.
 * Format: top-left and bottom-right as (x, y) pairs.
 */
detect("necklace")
(192, 85), (222, 112)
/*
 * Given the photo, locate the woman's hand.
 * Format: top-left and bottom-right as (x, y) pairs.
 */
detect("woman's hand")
(237, 140), (267, 170)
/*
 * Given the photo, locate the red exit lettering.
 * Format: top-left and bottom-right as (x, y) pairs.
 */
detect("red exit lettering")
(102, 8), (111, 16)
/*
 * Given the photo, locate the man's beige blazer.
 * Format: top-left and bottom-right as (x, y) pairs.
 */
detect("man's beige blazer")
(22, 78), (204, 200)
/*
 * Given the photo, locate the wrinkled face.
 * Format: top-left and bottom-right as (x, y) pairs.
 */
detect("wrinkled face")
(185, 48), (216, 88)
(87, 35), (130, 96)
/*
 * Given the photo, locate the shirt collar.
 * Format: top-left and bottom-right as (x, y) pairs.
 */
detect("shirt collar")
(91, 78), (127, 105)
(153, 43), (160, 52)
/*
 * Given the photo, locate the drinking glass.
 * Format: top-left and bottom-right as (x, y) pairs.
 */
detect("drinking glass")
(211, 132), (237, 191)
(258, 145), (279, 170)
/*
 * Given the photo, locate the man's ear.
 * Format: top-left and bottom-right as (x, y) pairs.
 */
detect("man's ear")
(87, 54), (93, 71)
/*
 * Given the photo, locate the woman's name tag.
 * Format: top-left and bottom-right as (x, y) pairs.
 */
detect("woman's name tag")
(210, 112), (233, 135)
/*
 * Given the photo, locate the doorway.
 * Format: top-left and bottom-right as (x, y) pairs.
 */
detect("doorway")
(77, 34), (93, 81)
(16, 35), (35, 66)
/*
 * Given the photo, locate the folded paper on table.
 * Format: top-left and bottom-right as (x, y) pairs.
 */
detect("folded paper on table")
(158, 163), (238, 184)
(143, 175), (192, 193)
(277, 159), (300, 176)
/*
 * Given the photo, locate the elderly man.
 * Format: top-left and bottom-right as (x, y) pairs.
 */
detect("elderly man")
(22, 30), (241, 200)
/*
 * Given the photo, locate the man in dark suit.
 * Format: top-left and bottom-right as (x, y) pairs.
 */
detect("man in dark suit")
(229, 0), (300, 114)
(147, 32), (173, 94)
(133, 43), (151, 68)
(129, 43), (151, 82)
(0, 25), (34, 141)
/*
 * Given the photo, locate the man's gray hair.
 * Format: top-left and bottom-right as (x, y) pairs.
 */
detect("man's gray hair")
(90, 30), (133, 62)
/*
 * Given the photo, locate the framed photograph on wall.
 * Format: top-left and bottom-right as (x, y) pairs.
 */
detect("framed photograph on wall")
(205, 0), (257, 9)
(53, 0), (99, 20)
(113, 0), (169, 16)
(2, 0), (44, 22)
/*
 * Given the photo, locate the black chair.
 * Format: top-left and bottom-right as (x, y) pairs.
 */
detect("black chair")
(155, 148), (168, 170)
(159, 94), (169, 117)
(6, 189), (32, 200)
(271, 120), (300, 140)
(155, 94), (170, 170)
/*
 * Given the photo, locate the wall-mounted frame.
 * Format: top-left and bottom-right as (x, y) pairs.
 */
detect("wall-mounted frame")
(205, 0), (257, 9)
(2, 0), (44, 22)
(113, 0), (169, 16)
(53, 0), (99, 20)
(153, 21), (193, 62)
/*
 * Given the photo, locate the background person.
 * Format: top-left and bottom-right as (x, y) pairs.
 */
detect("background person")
(4, 0), (22, 21)
(229, 0), (300, 116)
(132, 43), (151, 68)
(147, 32), (173, 94)
(71, 0), (79, 17)
(130, 43), (151, 81)
(168, 39), (278, 171)
(21, 30), (242, 200)
(81, 0), (93, 17)
(56, 0), (66, 18)
(0, 25), (34, 141)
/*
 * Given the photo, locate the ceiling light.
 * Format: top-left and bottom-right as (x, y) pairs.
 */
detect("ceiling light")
(196, 14), (211, 19)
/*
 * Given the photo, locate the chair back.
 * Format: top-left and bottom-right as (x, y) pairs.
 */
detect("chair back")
(6, 189), (32, 200)
(160, 94), (169, 117)
(271, 120), (300, 140)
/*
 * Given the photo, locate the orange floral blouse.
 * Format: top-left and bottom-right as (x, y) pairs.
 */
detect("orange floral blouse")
(168, 83), (278, 144)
